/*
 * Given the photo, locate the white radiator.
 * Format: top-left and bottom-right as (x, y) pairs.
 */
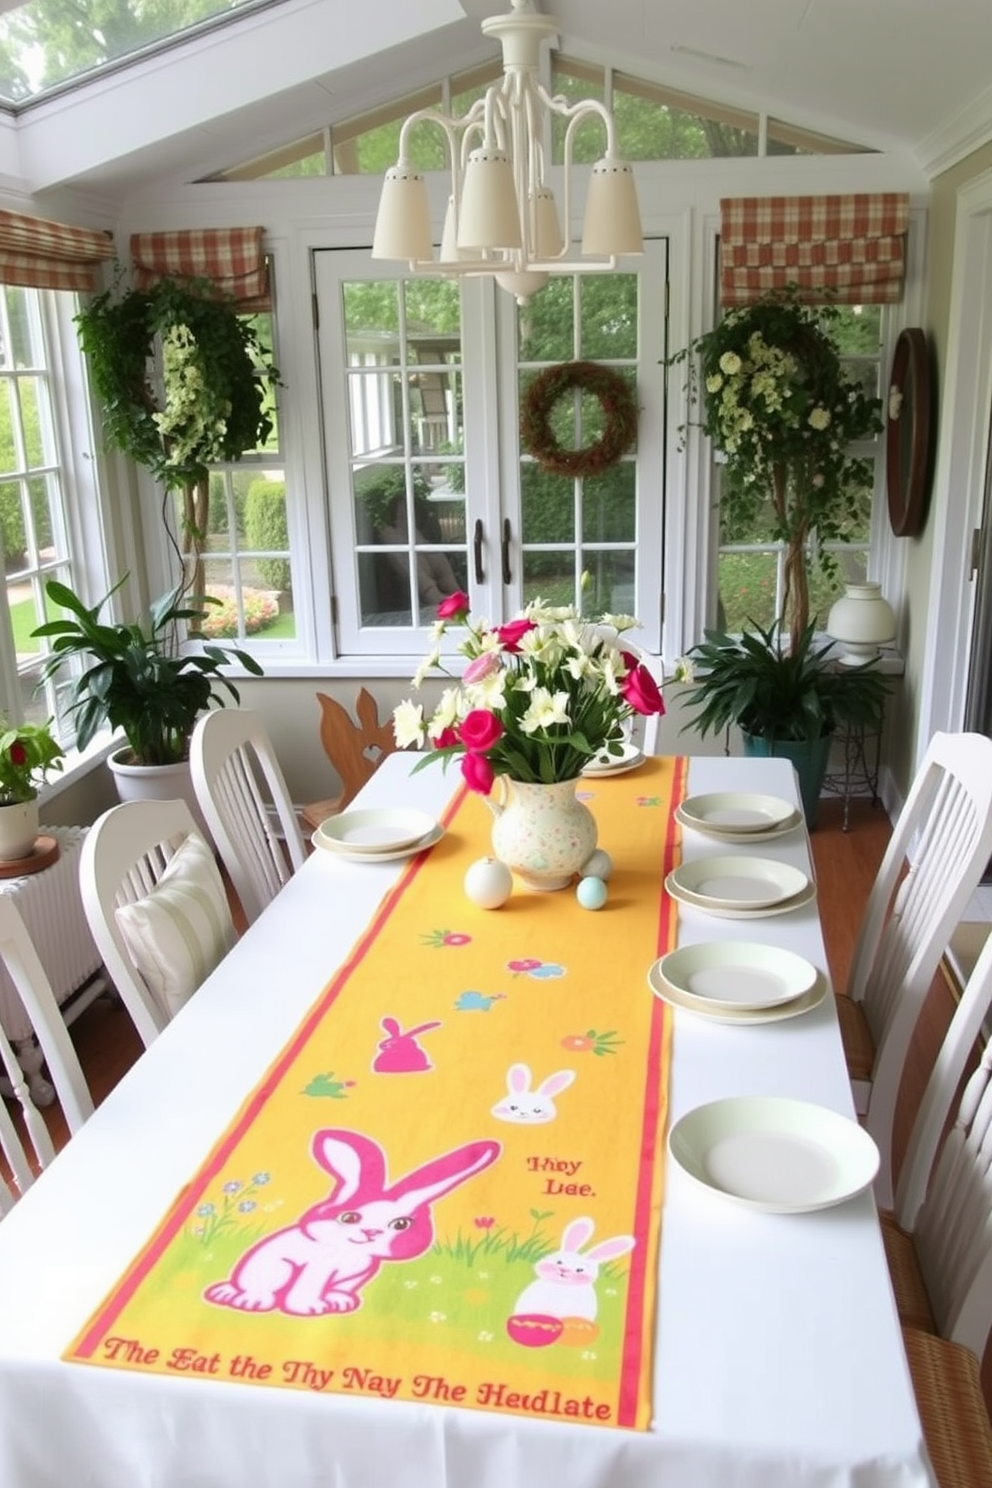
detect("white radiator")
(0, 824), (103, 1044)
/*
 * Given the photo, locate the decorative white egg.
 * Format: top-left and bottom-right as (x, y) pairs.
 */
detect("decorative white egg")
(580, 848), (613, 881)
(576, 875), (608, 910)
(464, 856), (513, 909)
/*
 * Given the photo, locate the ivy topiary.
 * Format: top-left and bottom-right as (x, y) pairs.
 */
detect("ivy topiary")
(75, 275), (280, 491)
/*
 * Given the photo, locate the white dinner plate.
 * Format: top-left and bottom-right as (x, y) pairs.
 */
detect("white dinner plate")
(675, 802), (804, 843)
(651, 940), (819, 1010)
(312, 822), (444, 863)
(667, 1096), (880, 1213)
(665, 854), (809, 910)
(648, 964), (826, 1025)
(581, 740), (645, 777)
(678, 792), (797, 834)
(666, 874), (817, 920)
(313, 807), (438, 854)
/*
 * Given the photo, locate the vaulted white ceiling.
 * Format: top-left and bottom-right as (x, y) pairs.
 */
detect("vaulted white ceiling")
(8, 0), (992, 206)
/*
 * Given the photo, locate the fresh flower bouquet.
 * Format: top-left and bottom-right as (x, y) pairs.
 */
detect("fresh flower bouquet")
(393, 591), (665, 795)
(0, 717), (65, 805)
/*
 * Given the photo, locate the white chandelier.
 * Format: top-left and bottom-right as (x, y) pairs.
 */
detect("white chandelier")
(371, 0), (643, 305)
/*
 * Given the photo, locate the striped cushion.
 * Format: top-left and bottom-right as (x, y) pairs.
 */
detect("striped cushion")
(115, 832), (236, 1018)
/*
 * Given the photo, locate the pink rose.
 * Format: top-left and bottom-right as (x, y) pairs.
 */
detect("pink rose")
(430, 725), (459, 750)
(458, 709), (504, 752)
(621, 663), (665, 716)
(437, 590), (471, 621)
(461, 751), (495, 795)
(463, 651), (500, 684)
(494, 618), (536, 653)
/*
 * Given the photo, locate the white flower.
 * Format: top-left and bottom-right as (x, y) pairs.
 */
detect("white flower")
(521, 688), (571, 732)
(601, 612), (637, 633)
(706, 372), (724, 393)
(719, 351), (742, 376)
(808, 406), (831, 431)
(671, 655), (694, 684)
(392, 700), (426, 748)
(412, 649), (440, 689)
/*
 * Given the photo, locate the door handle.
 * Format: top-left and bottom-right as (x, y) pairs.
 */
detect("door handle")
(501, 519), (512, 585)
(473, 520), (484, 584)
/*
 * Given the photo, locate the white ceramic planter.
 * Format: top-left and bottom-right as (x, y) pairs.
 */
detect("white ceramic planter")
(0, 797), (40, 860)
(826, 583), (896, 662)
(107, 747), (212, 844)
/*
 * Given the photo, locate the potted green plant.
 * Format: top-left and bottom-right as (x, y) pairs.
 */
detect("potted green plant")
(0, 717), (65, 860)
(677, 619), (889, 826)
(670, 287), (883, 652)
(74, 274), (280, 598)
(32, 576), (263, 815)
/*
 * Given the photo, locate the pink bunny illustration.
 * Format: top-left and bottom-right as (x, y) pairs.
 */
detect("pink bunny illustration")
(205, 1128), (500, 1316)
(491, 1062), (575, 1123)
(372, 1016), (442, 1073)
(512, 1217), (635, 1322)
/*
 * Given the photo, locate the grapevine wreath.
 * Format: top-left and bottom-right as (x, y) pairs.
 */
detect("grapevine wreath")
(520, 360), (639, 478)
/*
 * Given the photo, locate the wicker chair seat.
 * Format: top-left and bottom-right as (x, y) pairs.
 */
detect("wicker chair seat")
(902, 1326), (992, 1488)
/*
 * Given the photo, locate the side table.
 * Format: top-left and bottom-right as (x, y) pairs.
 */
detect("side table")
(821, 718), (883, 830)
(0, 824), (106, 1104)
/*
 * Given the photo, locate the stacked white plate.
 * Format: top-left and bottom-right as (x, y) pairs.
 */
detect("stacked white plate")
(664, 854), (815, 918)
(676, 791), (802, 843)
(581, 739), (645, 777)
(647, 941), (825, 1025)
(311, 807), (443, 863)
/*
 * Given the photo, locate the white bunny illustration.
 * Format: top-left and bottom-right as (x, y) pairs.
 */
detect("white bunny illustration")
(204, 1128), (500, 1317)
(490, 1063), (575, 1124)
(512, 1217), (635, 1321)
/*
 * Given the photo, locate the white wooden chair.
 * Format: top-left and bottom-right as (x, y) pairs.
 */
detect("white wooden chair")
(0, 895), (94, 1214)
(190, 708), (306, 926)
(877, 980), (992, 1488)
(836, 731), (992, 1207)
(79, 798), (237, 1048)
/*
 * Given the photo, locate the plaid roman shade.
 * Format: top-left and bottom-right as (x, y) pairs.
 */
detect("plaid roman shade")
(0, 210), (114, 291)
(129, 227), (270, 311)
(720, 194), (910, 306)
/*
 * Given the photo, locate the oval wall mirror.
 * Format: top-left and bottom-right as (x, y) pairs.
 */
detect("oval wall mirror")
(886, 327), (933, 537)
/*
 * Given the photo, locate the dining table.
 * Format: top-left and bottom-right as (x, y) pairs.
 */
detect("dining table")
(0, 752), (934, 1488)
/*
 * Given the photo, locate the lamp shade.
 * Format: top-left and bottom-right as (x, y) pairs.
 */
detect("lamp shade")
(530, 186), (562, 259)
(826, 583), (896, 662)
(581, 158), (643, 256)
(439, 196), (461, 265)
(372, 166), (433, 262)
(457, 147), (522, 251)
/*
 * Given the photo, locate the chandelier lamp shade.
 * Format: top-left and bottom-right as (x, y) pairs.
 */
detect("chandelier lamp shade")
(371, 0), (643, 304)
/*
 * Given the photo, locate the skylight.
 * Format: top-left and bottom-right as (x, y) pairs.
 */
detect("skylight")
(0, 0), (275, 108)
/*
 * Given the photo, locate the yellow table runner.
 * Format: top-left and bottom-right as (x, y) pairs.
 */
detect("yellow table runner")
(66, 755), (686, 1430)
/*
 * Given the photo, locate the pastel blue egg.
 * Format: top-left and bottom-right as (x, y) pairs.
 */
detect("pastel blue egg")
(576, 875), (608, 910)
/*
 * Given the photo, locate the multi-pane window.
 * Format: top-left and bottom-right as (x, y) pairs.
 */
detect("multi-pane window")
(340, 278), (468, 630)
(209, 58), (871, 183)
(171, 309), (295, 647)
(0, 287), (77, 730)
(315, 244), (666, 658)
(517, 274), (640, 614)
(716, 304), (886, 633)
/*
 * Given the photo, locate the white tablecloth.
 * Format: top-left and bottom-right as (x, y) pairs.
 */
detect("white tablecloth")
(0, 755), (933, 1488)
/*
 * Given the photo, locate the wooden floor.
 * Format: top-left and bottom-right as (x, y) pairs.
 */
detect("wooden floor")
(23, 793), (992, 1417)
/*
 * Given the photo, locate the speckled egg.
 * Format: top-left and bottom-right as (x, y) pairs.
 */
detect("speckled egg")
(580, 848), (613, 881)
